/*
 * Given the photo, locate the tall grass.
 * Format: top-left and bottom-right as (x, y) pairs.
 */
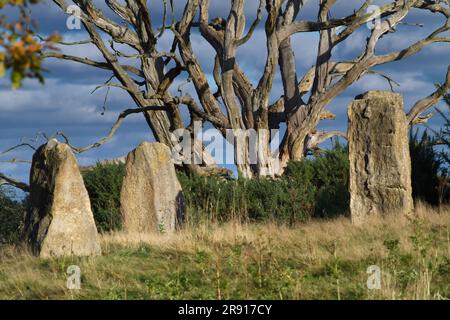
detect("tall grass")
(0, 203), (448, 300)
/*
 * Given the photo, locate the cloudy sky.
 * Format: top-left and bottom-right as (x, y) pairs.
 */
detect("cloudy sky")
(1, 0), (449, 189)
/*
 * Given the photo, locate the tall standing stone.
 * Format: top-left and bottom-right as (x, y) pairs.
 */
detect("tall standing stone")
(24, 139), (101, 258)
(120, 142), (185, 233)
(348, 91), (414, 224)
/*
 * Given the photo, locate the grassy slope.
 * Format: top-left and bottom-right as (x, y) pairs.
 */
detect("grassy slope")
(0, 204), (449, 300)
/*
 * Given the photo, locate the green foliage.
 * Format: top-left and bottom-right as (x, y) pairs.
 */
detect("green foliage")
(285, 142), (350, 218)
(410, 83), (450, 204)
(179, 173), (313, 225)
(409, 129), (443, 205)
(82, 163), (125, 233)
(74, 143), (350, 228)
(179, 142), (350, 225)
(436, 90), (450, 168)
(0, 187), (24, 244)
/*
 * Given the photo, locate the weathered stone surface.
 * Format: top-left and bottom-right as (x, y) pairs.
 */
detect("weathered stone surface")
(120, 142), (185, 233)
(348, 91), (414, 224)
(24, 139), (101, 258)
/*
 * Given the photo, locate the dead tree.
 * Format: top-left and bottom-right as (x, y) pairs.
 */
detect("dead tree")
(36, 0), (450, 178)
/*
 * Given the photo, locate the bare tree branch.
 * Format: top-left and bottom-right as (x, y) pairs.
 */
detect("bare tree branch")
(56, 105), (168, 154)
(0, 159), (32, 164)
(37, 34), (93, 46)
(0, 173), (30, 192)
(1, 143), (36, 156)
(407, 66), (450, 124)
(42, 52), (144, 77)
(306, 130), (347, 151)
(235, 0), (264, 47)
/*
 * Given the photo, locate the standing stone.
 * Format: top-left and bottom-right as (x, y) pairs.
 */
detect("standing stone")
(120, 142), (185, 233)
(23, 139), (101, 258)
(348, 91), (414, 224)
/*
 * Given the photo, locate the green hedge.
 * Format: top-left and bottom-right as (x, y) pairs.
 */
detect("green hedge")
(0, 187), (25, 244)
(79, 143), (350, 229)
(82, 163), (125, 232)
(284, 143), (350, 219)
(409, 130), (446, 205)
(179, 143), (350, 225)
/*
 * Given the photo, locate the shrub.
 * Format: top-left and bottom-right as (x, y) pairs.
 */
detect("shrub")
(181, 173), (323, 225)
(73, 138), (446, 227)
(409, 130), (443, 205)
(178, 174), (313, 225)
(0, 187), (25, 244)
(284, 142), (350, 219)
(82, 163), (125, 232)
(179, 141), (350, 225)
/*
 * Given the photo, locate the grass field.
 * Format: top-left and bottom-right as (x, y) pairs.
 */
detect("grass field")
(0, 203), (449, 300)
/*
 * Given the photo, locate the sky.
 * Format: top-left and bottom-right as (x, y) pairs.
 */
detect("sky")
(1, 0), (449, 191)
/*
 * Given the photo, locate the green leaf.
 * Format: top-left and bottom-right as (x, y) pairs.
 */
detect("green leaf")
(11, 69), (23, 89)
(0, 62), (5, 78)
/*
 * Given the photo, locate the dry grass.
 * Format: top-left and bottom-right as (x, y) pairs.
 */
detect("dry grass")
(0, 203), (449, 300)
